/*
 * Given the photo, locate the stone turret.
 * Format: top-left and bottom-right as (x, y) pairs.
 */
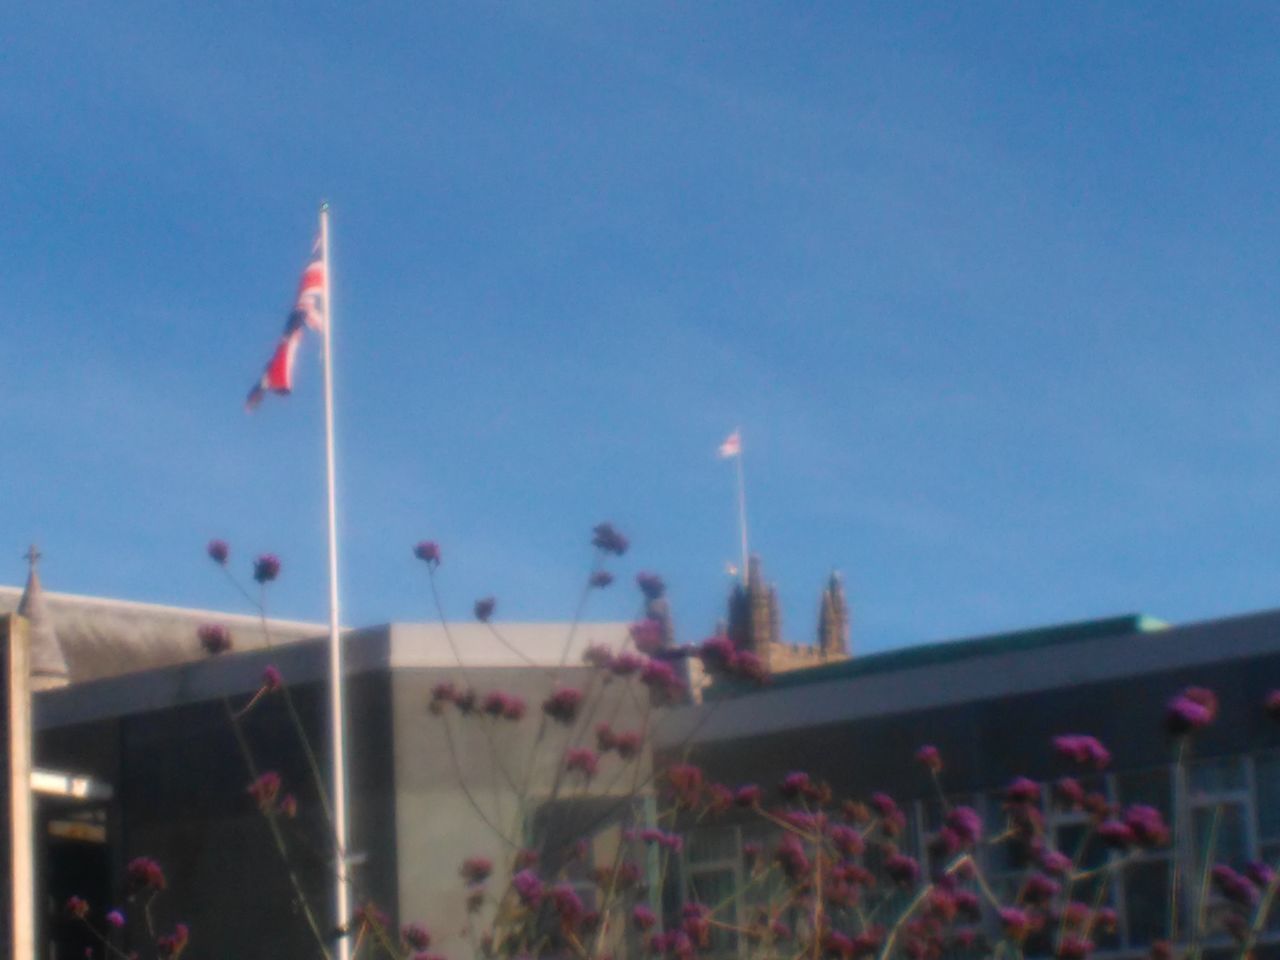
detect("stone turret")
(727, 555), (781, 669)
(18, 545), (70, 690)
(817, 570), (850, 659)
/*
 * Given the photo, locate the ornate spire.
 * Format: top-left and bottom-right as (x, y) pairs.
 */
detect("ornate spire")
(18, 545), (70, 689)
(727, 554), (780, 668)
(817, 569), (850, 658)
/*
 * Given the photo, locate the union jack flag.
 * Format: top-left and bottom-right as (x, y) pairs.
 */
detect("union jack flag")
(246, 237), (326, 410)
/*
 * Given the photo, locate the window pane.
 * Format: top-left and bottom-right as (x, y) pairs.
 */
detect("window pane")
(1192, 802), (1250, 866)
(687, 827), (740, 865)
(1116, 767), (1172, 817)
(1255, 754), (1280, 841)
(1124, 859), (1171, 947)
(1189, 757), (1245, 795)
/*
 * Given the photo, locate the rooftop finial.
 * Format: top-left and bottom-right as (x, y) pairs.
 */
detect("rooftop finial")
(23, 544), (41, 569)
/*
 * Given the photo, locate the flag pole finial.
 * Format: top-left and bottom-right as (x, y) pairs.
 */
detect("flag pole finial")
(320, 200), (330, 213)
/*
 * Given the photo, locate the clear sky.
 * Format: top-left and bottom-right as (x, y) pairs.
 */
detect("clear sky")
(5, 3), (1280, 655)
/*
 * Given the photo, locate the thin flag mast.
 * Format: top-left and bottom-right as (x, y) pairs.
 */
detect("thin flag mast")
(718, 429), (749, 583)
(319, 202), (352, 960)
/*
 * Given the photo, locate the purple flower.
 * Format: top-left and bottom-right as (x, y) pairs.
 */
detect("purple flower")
(640, 658), (685, 701)
(666, 763), (704, 808)
(473, 596), (496, 622)
(1166, 686), (1218, 735)
(65, 896), (89, 919)
(829, 824), (864, 857)
(870, 791), (899, 817)
(885, 853), (921, 887)
(565, 747), (600, 778)
(1265, 690), (1280, 722)
(413, 541), (441, 567)
(551, 883), (585, 928)
(589, 569), (614, 589)
(774, 835), (810, 881)
(630, 619), (666, 655)
(1124, 805), (1169, 847)
(999, 907), (1032, 941)
(279, 794), (298, 817)
(481, 691), (525, 721)
(106, 909), (125, 929)
(614, 730), (643, 759)
(945, 806), (983, 847)
(611, 651), (643, 676)
(583, 644), (614, 669)
(1211, 865), (1259, 906)
(591, 523), (629, 556)
(915, 745), (942, 773)
(632, 904), (657, 931)
(1097, 820), (1135, 849)
(198, 623), (231, 655)
(779, 771), (812, 800)
(512, 869), (543, 907)
(402, 923), (431, 950)
(1023, 873), (1060, 904)
(1041, 849), (1073, 876)
(735, 784), (762, 807)
(460, 856), (493, 885)
(542, 687), (583, 724)
(636, 572), (666, 600)
(1247, 862), (1277, 889)
(1005, 776), (1041, 806)
(681, 903), (711, 945)
(1054, 776), (1085, 808)
(156, 923), (189, 958)
(262, 665), (283, 692)
(206, 539), (229, 565)
(125, 857), (166, 892)
(252, 553), (281, 584)
(248, 771), (282, 810)
(732, 649), (769, 684)
(1056, 935), (1095, 960)
(699, 634), (738, 673)
(1052, 734), (1112, 770)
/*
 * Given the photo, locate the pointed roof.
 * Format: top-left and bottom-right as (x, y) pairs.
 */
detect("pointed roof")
(17, 545), (69, 687)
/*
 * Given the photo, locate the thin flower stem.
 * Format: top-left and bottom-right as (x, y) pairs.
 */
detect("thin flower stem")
(1187, 802), (1222, 960)
(223, 698), (333, 959)
(439, 710), (519, 849)
(76, 918), (133, 960)
(1240, 853), (1280, 957)
(426, 571), (521, 794)
(1170, 737), (1188, 943)
(484, 621), (539, 667)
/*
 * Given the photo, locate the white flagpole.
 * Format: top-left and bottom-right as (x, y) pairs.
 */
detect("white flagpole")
(735, 431), (749, 584)
(319, 201), (353, 960)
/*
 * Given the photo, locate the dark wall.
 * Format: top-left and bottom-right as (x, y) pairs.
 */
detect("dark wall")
(673, 649), (1280, 803)
(36, 673), (397, 960)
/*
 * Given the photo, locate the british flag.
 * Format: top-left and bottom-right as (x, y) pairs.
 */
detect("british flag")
(246, 237), (326, 410)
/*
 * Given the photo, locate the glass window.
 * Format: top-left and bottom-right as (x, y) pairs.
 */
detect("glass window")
(1124, 858), (1171, 947)
(1116, 767), (1172, 817)
(1189, 757), (1246, 796)
(1192, 801), (1251, 867)
(1254, 752), (1280, 841)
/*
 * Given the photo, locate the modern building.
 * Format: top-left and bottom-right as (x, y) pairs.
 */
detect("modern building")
(12, 552), (1280, 960)
(4, 563), (648, 960)
(658, 609), (1280, 958)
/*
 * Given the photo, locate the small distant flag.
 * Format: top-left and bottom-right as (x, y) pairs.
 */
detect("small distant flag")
(246, 237), (326, 410)
(718, 429), (742, 459)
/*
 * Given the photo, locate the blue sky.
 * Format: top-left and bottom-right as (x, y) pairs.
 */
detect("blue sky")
(5, 3), (1280, 654)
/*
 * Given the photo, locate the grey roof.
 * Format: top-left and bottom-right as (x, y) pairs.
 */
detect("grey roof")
(0, 585), (325, 683)
(16, 563), (69, 684)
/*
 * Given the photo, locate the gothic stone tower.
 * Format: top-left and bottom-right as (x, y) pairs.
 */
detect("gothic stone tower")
(816, 570), (850, 660)
(727, 555), (781, 670)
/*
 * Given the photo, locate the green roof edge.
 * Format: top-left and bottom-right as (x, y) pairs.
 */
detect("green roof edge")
(743, 613), (1170, 694)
